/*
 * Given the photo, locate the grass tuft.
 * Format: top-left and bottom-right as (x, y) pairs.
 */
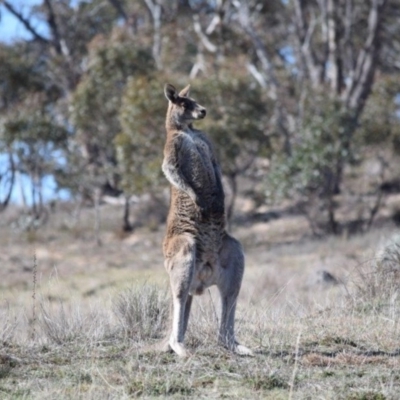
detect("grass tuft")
(39, 301), (112, 344)
(113, 283), (169, 340)
(351, 233), (400, 314)
(0, 308), (18, 346)
(128, 375), (194, 397)
(244, 370), (288, 391)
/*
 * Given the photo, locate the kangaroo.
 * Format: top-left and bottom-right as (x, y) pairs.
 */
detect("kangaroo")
(161, 83), (252, 357)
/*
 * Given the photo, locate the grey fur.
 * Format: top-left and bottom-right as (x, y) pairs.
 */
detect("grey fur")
(161, 83), (252, 357)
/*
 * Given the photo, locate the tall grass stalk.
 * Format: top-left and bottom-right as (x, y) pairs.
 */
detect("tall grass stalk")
(31, 251), (37, 341)
(288, 329), (302, 400)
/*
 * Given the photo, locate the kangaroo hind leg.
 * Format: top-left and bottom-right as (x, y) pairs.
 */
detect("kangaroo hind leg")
(217, 234), (253, 356)
(153, 293), (192, 354)
(165, 235), (196, 357)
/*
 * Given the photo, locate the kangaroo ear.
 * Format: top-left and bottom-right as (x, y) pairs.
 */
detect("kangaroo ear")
(164, 84), (178, 103)
(178, 84), (190, 98)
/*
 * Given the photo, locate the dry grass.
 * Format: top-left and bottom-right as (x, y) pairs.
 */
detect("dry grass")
(1, 204), (400, 399)
(113, 284), (169, 340)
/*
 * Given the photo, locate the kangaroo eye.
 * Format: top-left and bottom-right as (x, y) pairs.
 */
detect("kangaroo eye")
(180, 100), (193, 111)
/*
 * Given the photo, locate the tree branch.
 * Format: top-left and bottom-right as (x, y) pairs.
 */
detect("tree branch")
(317, 0), (329, 82)
(107, 0), (128, 22)
(192, 14), (217, 53)
(0, 151), (15, 213)
(232, 0), (291, 154)
(143, 0), (163, 69)
(189, 48), (207, 79)
(2, 1), (50, 44)
(246, 63), (267, 89)
(344, 0), (388, 116)
(293, 0), (321, 87)
(233, 1), (278, 100)
(343, 0), (355, 72)
(44, 0), (63, 55)
(326, 0), (342, 93)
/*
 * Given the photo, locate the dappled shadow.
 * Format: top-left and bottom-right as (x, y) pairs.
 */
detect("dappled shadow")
(255, 348), (400, 359)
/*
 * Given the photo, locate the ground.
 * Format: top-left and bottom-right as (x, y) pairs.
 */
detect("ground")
(0, 197), (400, 399)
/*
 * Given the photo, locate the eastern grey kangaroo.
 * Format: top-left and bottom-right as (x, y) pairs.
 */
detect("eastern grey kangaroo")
(161, 83), (252, 357)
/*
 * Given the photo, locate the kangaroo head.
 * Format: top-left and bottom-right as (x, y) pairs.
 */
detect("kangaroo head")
(164, 84), (206, 125)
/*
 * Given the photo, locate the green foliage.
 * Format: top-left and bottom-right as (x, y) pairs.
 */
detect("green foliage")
(0, 42), (68, 209)
(0, 44), (45, 110)
(115, 75), (166, 195)
(67, 30), (155, 193)
(71, 29), (154, 142)
(4, 112), (66, 146)
(48, 0), (119, 60)
(266, 97), (356, 202)
(198, 77), (271, 177)
(357, 76), (400, 147)
(1, 94), (67, 175)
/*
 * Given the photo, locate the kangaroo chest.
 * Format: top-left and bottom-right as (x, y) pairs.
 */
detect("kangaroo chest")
(183, 132), (216, 180)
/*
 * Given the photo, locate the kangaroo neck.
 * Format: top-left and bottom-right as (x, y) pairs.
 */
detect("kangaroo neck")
(165, 107), (193, 133)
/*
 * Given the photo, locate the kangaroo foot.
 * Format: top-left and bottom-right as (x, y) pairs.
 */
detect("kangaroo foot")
(233, 343), (254, 356)
(169, 338), (191, 358)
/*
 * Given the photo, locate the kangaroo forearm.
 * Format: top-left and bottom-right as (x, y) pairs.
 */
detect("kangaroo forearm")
(162, 161), (198, 201)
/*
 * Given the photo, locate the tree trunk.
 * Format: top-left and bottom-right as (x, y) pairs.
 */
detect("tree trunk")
(94, 187), (102, 246)
(122, 195), (133, 232)
(143, 0), (163, 69)
(0, 152), (15, 212)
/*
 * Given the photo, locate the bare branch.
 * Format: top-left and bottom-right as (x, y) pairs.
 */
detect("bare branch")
(344, 0), (388, 116)
(233, 1), (278, 100)
(2, 1), (50, 44)
(232, 0), (291, 154)
(189, 49), (207, 79)
(205, 14), (221, 35)
(343, 0), (355, 71)
(192, 14), (217, 53)
(143, 0), (163, 69)
(317, 0), (329, 82)
(0, 151), (15, 213)
(44, 0), (63, 55)
(293, 0), (321, 86)
(326, 0), (342, 93)
(246, 63), (267, 89)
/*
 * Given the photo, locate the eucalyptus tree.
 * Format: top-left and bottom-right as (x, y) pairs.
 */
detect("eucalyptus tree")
(0, 41), (67, 217)
(115, 75), (166, 231)
(228, 0), (398, 233)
